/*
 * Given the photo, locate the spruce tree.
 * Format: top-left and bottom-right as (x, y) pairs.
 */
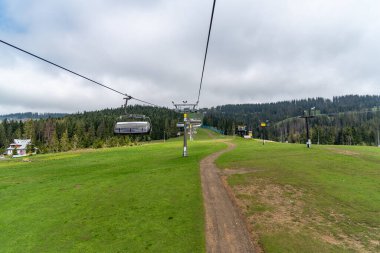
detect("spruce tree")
(60, 131), (71, 152)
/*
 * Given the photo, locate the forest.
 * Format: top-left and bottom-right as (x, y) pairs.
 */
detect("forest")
(1, 95), (380, 154)
(202, 95), (380, 146)
(0, 106), (180, 154)
(0, 112), (67, 121)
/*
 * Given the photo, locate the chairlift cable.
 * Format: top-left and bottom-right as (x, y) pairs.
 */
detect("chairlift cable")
(0, 39), (158, 107)
(132, 97), (160, 107)
(195, 0), (216, 106)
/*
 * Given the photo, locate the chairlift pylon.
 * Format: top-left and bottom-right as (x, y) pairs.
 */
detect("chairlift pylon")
(114, 96), (152, 135)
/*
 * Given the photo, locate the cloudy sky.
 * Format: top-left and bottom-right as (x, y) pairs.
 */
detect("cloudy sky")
(0, 0), (380, 114)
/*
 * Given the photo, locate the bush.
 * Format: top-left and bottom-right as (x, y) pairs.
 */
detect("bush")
(93, 139), (104, 149)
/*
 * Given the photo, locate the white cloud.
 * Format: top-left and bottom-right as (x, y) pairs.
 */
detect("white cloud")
(0, 0), (380, 114)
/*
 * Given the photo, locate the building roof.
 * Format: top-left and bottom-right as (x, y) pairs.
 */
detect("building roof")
(8, 139), (32, 150)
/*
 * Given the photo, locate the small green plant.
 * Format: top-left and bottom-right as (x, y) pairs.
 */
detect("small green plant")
(12, 147), (17, 156)
(26, 144), (34, 154)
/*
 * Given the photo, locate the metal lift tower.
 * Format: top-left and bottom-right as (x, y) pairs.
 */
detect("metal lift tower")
(172, 101), (198, 157)
(300, 107), (316, 148)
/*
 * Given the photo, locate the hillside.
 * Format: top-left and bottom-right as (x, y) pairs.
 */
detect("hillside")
(0, 129), (226, 252)
(1, 129), (379, 252)
(1, 95), (380, 154)
(202, 95), (380, 146)
(217, 139), (380, 252)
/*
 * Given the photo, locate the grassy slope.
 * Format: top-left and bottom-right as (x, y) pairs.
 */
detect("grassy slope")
(216, 139), (380, 252)
(0, 129), (226, 253)
(194, 127), (227, 141)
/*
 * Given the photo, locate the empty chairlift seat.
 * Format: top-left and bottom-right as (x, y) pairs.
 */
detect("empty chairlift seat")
(114, 115), (152, 135)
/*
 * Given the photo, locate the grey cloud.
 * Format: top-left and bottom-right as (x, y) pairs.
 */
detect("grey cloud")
(1, 0), (380, 114)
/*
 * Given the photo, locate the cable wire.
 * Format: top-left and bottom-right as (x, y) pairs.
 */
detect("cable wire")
(196, 0), (216, 106)
(0, 39), (159, 107)
(132, 97), (160, 107)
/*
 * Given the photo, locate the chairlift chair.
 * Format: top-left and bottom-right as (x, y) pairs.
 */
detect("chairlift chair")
(114, 96), (152, 135)
(114, 114), (152, 135)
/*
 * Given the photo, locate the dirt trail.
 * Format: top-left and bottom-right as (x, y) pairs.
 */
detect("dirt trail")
(200, 142), (255, 253)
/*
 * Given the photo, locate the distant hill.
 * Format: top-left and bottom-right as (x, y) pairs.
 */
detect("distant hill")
(1, 95), (380, 152)
(203, 95), (380, 123)
(0, 112), (68, 121)
(202, 95), (380, 146)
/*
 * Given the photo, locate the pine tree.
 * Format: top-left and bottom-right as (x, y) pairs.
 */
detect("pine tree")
(50, 131), (60, 152)
(23, 120), (35, 142)
(14, 127), (22, 139)
(60, 131), (71, 152)
(74, 120), (85, 148)
(0, 123), (6, 148)
(72, 134), (79, 150)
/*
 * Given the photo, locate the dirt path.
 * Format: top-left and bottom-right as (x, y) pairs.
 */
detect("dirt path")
(200, 142), (255, 253)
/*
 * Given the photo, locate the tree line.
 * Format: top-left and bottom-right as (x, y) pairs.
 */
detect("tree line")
(2, 95), (380, 154)
(0, 105), (181, 154)
(0, 112), (67, 121)
(202, 95), (380, 146)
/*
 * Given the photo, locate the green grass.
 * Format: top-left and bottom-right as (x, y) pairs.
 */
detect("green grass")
(217, 139), (380, 252)
(3, 130), (378, 252)
(193, 127), (228, 141)
(260, 231), (349, 253)
(0, 131), (226, 253)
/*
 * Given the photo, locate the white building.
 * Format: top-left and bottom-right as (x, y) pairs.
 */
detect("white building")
(6, 139), (33, 157)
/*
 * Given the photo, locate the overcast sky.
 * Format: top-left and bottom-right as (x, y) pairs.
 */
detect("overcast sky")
(1, 0), (380, 114)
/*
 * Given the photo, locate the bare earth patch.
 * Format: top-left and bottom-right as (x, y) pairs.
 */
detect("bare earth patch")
(225, 175), (378, 252)
(327, 148), (360, 156)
